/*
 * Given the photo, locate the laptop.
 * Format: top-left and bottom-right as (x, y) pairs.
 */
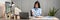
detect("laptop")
(19, 12), (29, 19)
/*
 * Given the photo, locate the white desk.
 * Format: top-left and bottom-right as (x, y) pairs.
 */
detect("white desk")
(30, 16), (59, 20)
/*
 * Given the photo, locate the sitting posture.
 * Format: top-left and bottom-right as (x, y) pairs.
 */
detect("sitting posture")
(31, 1), (42, 17)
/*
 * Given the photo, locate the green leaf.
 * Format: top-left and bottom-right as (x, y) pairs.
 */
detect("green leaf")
(48, 7), (60, 16)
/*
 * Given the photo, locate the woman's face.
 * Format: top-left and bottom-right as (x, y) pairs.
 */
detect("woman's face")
(35, 3), (38, 8)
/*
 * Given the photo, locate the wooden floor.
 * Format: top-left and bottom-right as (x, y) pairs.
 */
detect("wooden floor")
(0, 17), (30, 20)
(0, 18), (13, 20)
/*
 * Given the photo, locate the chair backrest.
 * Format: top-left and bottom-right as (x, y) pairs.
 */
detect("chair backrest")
(30, 10), (33, 16)
(19, 12), (29, 19)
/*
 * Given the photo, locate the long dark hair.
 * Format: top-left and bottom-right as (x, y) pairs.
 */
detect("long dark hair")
(34, 1), (40, 8)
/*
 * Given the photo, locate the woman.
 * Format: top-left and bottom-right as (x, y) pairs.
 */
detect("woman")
(32, 1), (42, 17)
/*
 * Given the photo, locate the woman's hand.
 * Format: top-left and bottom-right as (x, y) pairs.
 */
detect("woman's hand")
(35, 16), (43, 18)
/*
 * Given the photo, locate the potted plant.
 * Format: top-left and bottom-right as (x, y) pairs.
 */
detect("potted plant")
(48, 7), (60, 16)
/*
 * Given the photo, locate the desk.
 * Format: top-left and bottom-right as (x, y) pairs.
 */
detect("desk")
(30, 16), (59, 20)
